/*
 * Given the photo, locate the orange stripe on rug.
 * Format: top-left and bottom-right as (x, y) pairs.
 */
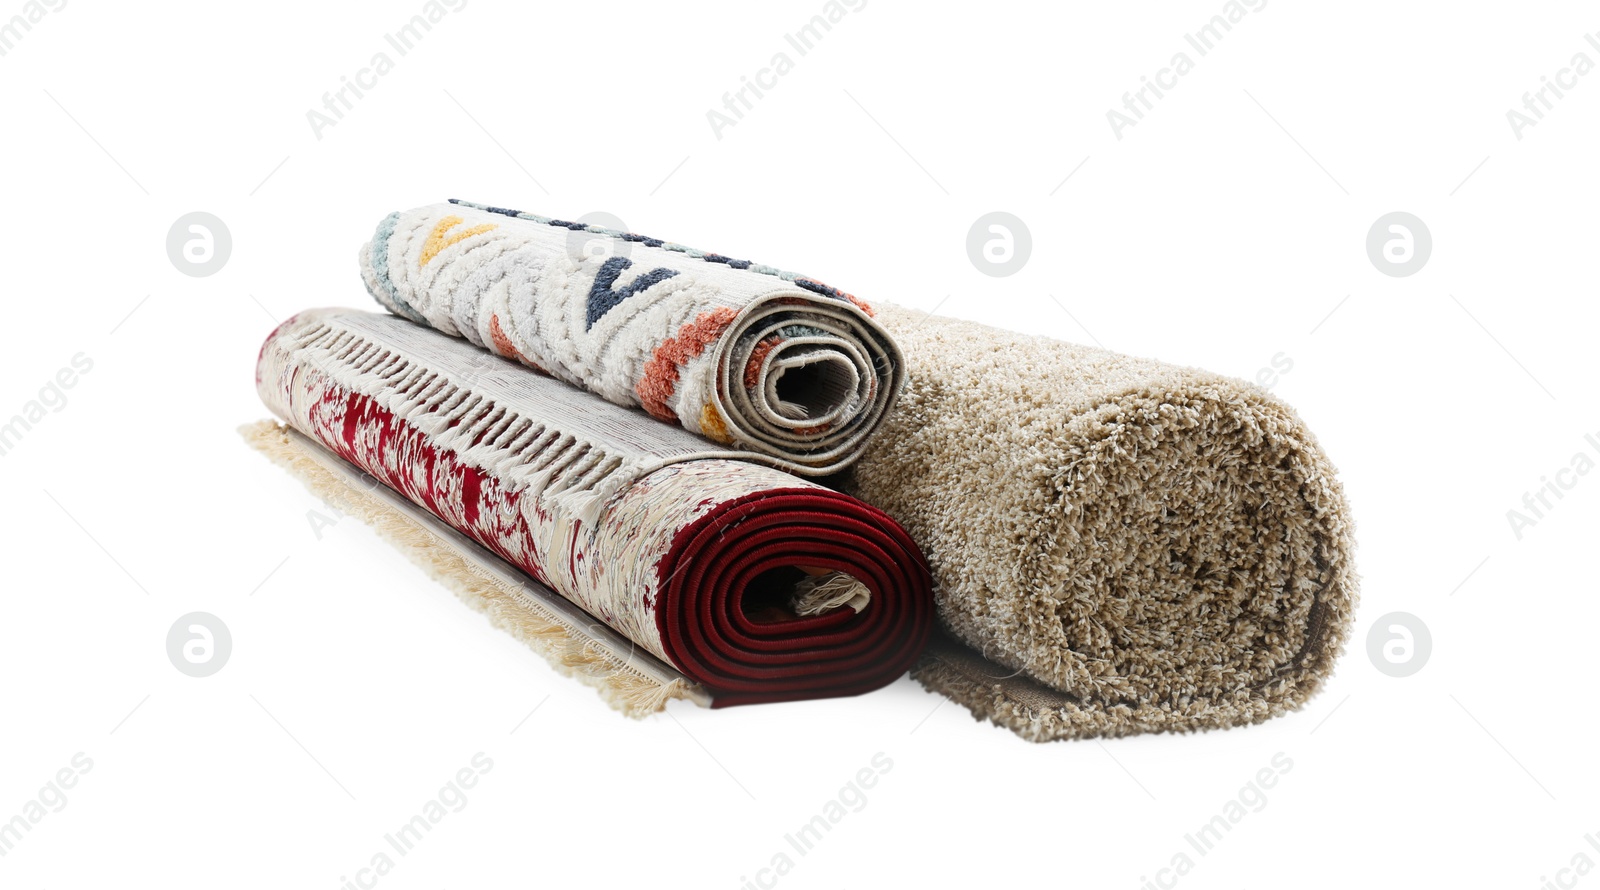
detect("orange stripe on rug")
(488, 313), (548, 374)
(743, 335), (781, 391)
(488, 313), (521, 359)
(637, 308), (737, 421)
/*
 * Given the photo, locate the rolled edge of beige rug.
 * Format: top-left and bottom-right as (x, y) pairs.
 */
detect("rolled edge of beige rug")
(840, 305), (1358, 742)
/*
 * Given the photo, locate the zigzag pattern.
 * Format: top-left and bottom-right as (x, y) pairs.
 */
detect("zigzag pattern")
(359, 200), (906, 476)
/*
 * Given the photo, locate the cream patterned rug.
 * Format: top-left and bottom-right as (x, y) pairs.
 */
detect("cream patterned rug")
(252, 308), (932, 708)
(359, 200), (902, 475)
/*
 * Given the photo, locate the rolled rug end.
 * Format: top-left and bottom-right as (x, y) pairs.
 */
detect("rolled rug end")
(845, 304), (1359, 740)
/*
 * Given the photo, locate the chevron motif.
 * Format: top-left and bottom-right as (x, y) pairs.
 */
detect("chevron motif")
(586, 257), (679, 330)
(420, 215), (497, 267)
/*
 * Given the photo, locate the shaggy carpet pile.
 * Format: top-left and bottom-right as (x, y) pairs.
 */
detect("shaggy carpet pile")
(840, 304), (1359, 741)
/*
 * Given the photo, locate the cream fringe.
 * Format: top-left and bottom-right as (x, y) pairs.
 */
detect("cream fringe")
(239, 419), (702, 717)
(790, 571), (872, 616)
(270, 316), (651, 526)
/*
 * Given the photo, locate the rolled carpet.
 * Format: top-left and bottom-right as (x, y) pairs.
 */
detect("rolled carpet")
(255, 308), (932, 706)
(839, 304), (1358, 741)
(359, 199), (902, 475)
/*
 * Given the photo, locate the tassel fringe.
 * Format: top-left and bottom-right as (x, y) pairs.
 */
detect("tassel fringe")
(239, 419), (704, 717)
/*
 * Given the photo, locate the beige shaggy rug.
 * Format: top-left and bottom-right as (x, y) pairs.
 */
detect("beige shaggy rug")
(840, 304), (1359, 742)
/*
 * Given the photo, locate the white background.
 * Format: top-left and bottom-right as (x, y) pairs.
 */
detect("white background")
(3, 1), (1597, 886)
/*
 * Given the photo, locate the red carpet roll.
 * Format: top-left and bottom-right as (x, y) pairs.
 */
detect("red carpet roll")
(256, 309), (931, 705)
(657, 489), (931, 703)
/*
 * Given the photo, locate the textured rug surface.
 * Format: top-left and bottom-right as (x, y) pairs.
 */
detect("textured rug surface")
(840, 304), (1359, 741)
(257, 309), (932, 706)
(242, 420), (707, 717)
(358, 199), (902, 475)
